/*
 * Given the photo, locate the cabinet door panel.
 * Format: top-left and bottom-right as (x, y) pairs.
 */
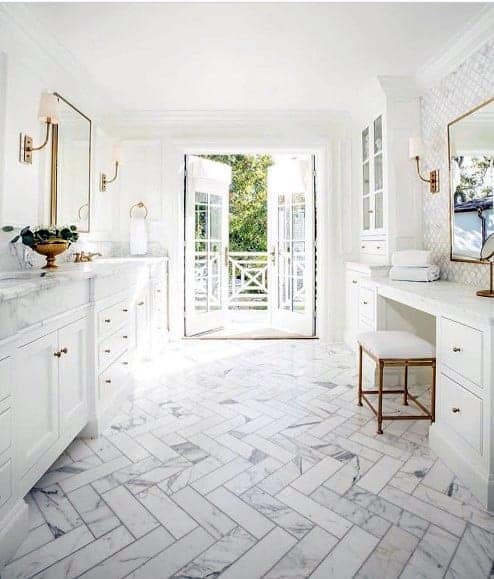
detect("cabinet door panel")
(58, 318), (88, 434)
(17, 332), (59, 477)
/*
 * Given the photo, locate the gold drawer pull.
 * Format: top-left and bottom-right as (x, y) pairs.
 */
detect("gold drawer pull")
(137, 301), (145, 306)
(104, 318), (111, 323)
(122, 335), (128, 339)
(122, 361), (129, 365)
(105, 379), (112, 384)
(61, 347), (68, 355)
(452, 346), (462, 352)
(104, 349), (111, 354)
(54, 350), (62, 358)
(156, 289), (161, 293)
(451, 407), (460, 413)
(122, 308), (128, 313)
(363, 301), (368, 305)
(352, 280), (358, 284)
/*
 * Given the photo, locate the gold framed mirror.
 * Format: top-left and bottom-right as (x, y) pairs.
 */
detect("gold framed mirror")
(50, 93), (92, 232)
(448, 96), (494, 263)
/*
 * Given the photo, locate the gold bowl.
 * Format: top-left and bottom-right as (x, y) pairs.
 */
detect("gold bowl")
(33, 240), (69, 269)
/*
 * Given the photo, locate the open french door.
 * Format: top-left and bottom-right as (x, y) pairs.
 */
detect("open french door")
(267, 156), (316, 336)
(185, 156), (231, 336)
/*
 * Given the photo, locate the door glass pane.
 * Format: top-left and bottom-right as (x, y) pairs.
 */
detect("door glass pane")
(292, 204), (305, 241)
(375, 192), (383, 229)
(209, 242), (221, 311)
(374, 116), (382, 154)
(363, 197), (370, 230)
(194, 242), (208, 311)
(362, 127), (369, 161)
(374, 153), (383, 191)
(210, 198), (222, 240)
(363, 162), (370, 195)
(195, 192), (208, 239)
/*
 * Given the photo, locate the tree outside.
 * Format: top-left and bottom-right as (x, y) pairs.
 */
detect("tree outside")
(202, 154), (273, 251)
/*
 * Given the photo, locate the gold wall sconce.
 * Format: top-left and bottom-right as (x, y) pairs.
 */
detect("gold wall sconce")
(409, 137), (440, 193)
(100, 143), (122, 192)
(19, 93), (59, 164)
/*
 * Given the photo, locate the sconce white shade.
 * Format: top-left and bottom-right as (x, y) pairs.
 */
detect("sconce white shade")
(113, 143), (123, 163)
(409, 137), (424, 159)
(38, 93), (59, 124)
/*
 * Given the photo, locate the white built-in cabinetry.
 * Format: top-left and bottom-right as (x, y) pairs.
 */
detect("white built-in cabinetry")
(0, 258), (169, 567)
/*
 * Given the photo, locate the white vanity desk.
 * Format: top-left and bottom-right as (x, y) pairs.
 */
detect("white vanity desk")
(0, 257), (169, 567)
(359, 275), (494, 511)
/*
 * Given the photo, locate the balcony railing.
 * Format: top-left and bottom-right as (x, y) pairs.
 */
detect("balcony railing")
(228, 252), (268, 309)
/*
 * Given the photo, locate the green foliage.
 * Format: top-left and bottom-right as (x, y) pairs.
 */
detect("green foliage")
(203, 154), (272, 251)
(7, 225), (79, 247)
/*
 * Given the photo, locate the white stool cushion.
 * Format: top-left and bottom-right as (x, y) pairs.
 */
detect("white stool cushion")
(357, 331), (435, 360)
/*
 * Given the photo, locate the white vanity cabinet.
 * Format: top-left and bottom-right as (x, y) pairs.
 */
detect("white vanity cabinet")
(16, 313), (89, 495)
(0, 346), (14, 511)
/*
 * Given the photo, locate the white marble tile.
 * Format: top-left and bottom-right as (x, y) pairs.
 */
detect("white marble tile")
(447, 524), (494, 579)
(80, 526), (175, 578)
(127, 527), (215, 579)
(224, 456), (283, 495)
(356, 525), (419, 579)
(172, 485), (236, 539)
(59, 456), (130, 493)
(135, 431), (180, 462)
(324, 455), (374, 495)
(219, 527), (297, 579)
(2, 525), (93, 579)
(102, 485), (159, 538)
(207, 486), (274, 539)
(67, 484), (120, 538)
(400, 524), (458, 579)
(264, 526), (338, 578)
(192, 456), (252, 494)
(10, 524), (54, 561)
(91, 456), (162, 494)
(290, 455), (343, 495)
(103, 431), (151, 462)
(257, 457), (316, 495)
(242, 433), (295, 463)
(35, 526), (134, 579)
(357, 455), (403, 494)
(277, 486), (352, 539)
(310, 525), (379, 579)
(136, 485), (197, 539)
(172, 526), (255, 578)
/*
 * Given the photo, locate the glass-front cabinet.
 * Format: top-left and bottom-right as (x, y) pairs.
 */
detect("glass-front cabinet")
(361, 114), (385, 235)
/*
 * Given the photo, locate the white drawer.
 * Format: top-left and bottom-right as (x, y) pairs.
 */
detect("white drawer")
(0, 355), (12, 402)
(0, 458), (12, 508)
(360, 239), (386, 255)
(440, 318), (483, 387)
(98, 300), (130, 337)
(439, 373), (483, 454)
(359, 286), (375, 323)
(99, 352), (130, 404)
(98, 326), (129, 371)
(0, 406), (12, 456)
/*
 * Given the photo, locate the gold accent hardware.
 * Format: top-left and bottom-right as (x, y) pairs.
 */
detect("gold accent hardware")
(122, 361), (129, 365)
(104, 349), (111, 353)
(363, 301), (368, 305)
(137, 301), (144, 306)
(122, 335), (128, 339)
(100, 161), (119, 192)
(376, 246), (381, 249)
(77, 203), (89, 221)
(452, 346), (461, 352)
(105, 379), (112, 384)
(352, 280), (358, 284)
(61, 347), (68, 355)
(122, 308), (128, 312)
(451, 407), (460, 413)
(129, 201), (148, 218)
(20, 120), (52, 165)
(413, 156), (439, 194)
(104, 318), (111, 323)
(74, 251), (101, 263)
(156, 290), (161, 294)
(367, 209), (374, 213)
(54, 350), (62, 358)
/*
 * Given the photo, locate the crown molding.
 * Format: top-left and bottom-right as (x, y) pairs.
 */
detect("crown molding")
(416, 5), (494, 90)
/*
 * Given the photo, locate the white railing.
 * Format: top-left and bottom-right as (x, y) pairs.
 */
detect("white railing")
(228, 252), (268, 309)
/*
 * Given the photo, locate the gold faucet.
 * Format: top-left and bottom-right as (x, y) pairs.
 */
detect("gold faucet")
(74, 251), (102, 263)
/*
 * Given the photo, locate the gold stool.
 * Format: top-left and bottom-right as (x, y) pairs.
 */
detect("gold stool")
(357, 331), (436, 434)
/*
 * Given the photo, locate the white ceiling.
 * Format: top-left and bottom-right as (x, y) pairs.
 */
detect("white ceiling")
(28, 2), (487, 114)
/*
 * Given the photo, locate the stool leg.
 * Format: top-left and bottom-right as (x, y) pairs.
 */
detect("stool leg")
(431, 361), (436, 423)
(403, 364), (409, 406)
(377, 361), (384, 434)
(358, 345), (363, 407)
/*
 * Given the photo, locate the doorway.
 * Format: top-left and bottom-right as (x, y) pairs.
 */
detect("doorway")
(184, 153), (316, 338)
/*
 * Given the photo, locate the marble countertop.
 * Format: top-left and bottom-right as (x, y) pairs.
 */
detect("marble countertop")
(366, 277), (494, 325)
(0, 257), (168, 303)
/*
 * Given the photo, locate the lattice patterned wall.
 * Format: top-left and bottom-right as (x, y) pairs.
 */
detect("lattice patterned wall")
(421, 40), (494, 286)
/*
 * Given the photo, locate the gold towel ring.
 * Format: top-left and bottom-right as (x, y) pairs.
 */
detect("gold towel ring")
(77, 203), (89, 220)
(129, 201), (148, 219)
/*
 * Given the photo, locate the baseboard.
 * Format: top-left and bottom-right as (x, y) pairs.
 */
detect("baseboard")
(0, 499), (29, 569)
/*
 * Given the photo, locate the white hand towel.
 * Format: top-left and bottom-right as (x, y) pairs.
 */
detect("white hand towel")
(391, 250), (432, 268)
(389, 265), (440, 282)
(130, 215), (148, 256)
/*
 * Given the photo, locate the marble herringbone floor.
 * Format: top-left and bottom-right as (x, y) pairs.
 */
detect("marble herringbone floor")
(4, 340), (494, 578)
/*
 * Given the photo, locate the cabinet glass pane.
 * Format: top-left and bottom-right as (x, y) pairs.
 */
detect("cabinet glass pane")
(375, 192), (383, 229)
(374, 116), (382, 154)
(363, 197), (370, 230)
(363, 162), (369, 195)
(362, 127), (369, 161)
(374, 153), (383, 191)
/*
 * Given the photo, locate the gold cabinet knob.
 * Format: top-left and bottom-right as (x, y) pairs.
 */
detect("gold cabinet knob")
(137, 301), (145, 306)
(104, 349), (111, 353)
(352, 280), (358, 284)
(61, 347), (68, 355)
(452, 346), (461, 352)
(363, 301), (368, 305)
(104, 318), (111, 323)
(451, 407), (460, 413)
(105, 379), (112, 384)
(122, 335), (128, 339)
(54, 350), (62, 358)
(122, 308), (128, 313)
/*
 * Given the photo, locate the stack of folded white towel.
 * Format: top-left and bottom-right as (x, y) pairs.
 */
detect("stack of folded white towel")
(389, 250), (440, 282)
